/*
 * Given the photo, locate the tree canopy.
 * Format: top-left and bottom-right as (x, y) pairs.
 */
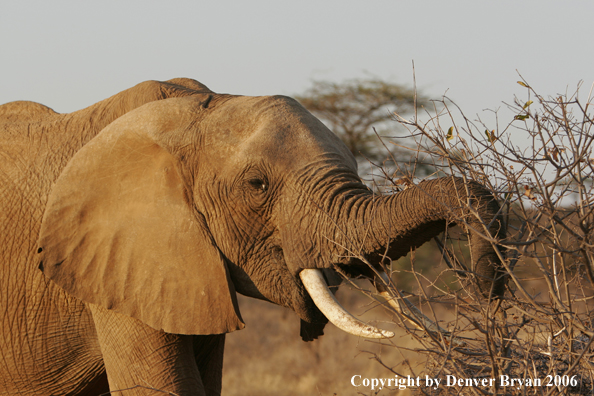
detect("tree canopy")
(295, 78), (426, 165)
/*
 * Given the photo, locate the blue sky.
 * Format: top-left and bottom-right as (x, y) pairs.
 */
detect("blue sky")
(2, 0), (593, 126)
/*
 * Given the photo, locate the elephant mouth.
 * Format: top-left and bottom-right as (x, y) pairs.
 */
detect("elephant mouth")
(299, 269), (394, 339)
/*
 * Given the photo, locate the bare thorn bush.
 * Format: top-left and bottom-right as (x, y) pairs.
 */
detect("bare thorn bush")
(365, 80), (594, 395)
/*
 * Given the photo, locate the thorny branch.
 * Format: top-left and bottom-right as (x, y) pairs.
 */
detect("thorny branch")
(355, 80), (594, 395)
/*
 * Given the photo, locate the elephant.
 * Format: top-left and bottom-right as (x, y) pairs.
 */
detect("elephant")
(0, 78), (506, 395)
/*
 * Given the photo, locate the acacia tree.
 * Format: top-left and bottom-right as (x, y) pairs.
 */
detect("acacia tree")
(295, 78), (427, 166)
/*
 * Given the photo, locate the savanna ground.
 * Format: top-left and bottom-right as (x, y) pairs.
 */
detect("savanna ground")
(224, 81), (594, 395)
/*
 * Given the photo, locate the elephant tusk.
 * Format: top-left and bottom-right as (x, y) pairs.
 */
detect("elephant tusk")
(299, 269), (394, 339)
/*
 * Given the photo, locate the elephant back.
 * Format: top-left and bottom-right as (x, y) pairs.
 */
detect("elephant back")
(0, 101), (57, 124)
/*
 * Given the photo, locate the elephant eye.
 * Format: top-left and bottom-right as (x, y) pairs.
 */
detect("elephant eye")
(248, 178), (268, 192)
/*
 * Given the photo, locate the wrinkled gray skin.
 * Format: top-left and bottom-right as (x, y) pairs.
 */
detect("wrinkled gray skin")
(0, 79), (505, 395)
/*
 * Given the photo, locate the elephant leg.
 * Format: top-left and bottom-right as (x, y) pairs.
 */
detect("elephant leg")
(89, 304), (205, 396)
(193, 334), (225, 396)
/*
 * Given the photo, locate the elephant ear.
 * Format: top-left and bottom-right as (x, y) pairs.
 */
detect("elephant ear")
(37, 98), (244, 335)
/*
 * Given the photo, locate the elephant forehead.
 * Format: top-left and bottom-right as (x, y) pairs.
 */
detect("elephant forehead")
(205, 95), (357, 169)
(243, 124), (351, 167)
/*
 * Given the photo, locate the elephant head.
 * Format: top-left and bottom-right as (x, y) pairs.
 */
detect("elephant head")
(36, 79), (506, 342)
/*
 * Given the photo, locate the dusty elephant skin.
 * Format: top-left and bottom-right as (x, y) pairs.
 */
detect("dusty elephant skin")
(0, 78), (505, 395)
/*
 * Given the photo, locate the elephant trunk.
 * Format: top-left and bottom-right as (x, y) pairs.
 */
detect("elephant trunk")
(283, 176), (505, 339)
(345, 177), (506, 297)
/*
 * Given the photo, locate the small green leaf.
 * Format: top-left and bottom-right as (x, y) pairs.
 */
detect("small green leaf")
(514, 114), (530, 121)
(517, 81), (530, 88)
(446, 126), (454, 141)
(485, 129), (497, 143)
(523, 100), (533, 109)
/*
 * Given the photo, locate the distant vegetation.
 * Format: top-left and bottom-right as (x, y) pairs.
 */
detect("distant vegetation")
(295, 77), (433, 176)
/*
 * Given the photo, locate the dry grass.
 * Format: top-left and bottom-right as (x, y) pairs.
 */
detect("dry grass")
(223, 285), (429, 396)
